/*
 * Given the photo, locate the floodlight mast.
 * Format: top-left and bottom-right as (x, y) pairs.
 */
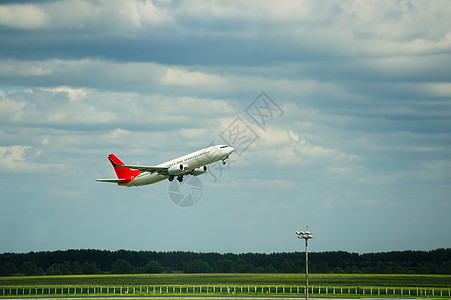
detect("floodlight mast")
(296, 227), (313, 300)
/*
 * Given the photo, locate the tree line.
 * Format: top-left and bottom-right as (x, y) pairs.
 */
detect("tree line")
(1, 248), (450, 276)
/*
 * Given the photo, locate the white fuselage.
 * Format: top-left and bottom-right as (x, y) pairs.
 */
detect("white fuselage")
(125, 145), (233, 186)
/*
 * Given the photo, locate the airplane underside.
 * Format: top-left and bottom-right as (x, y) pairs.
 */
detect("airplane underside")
(168, 175), (182, 182)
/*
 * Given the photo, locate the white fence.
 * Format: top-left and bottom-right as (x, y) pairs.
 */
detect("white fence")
(1, 285), (450, 298)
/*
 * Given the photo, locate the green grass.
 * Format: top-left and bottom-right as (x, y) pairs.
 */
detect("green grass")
(1, 273), (450, 288)
(1, 274), (451, 299)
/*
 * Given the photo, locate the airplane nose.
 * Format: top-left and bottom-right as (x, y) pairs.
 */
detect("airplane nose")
(228, 147), (235, 154)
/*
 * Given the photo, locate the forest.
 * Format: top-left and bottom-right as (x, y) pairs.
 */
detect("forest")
(1, 248), (450, 276)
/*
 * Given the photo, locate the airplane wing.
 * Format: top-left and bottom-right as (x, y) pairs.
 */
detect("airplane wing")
(118, 164), (169, 175)
(96, 179), (127, 183)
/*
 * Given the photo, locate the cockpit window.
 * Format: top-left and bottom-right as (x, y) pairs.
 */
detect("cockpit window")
(220, 145), (228, 148)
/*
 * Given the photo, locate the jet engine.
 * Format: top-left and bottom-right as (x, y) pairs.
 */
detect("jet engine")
(191, 166), (207, 176)
(168, 164), (185, 175)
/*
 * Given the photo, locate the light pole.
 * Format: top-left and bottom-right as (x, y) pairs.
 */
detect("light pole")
(296, 227), (313, 300)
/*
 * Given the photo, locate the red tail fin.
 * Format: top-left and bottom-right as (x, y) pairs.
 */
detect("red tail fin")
(108, 154), (141, 180)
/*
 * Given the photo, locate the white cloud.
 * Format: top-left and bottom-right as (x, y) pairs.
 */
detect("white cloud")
(161, 67), (225, 87)
(0, 144), (62, 174)
(0, 145), (30, 168)
(108, 128), (130, 140)
(260, 129), (360, 173)
(173, 0), (451, 56)
(0, 4), (47, 30)
(40, 86), (88, 101)
(0, 93), (26, 122)
(176, 0), (337, 28)
(0, 60), (53, 77)
(128, 0), (173, 27)
(1, 87), (238, 131)
(0, 59), (231, 94)
(0, 0), (173, 32)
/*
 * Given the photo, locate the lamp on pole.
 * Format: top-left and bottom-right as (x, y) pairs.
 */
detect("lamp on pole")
(296, 227), (313, 300)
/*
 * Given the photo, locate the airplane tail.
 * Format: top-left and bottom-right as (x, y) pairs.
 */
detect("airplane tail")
(108, 154), (141, 180)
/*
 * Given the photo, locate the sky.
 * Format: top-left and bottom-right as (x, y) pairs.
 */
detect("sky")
(0, 0), (450, 255)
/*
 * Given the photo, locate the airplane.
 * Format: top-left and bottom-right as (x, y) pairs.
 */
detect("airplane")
(96, 145), (234, 187)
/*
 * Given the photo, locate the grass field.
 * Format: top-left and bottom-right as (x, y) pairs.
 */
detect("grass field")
(1, 273), (450, 288)
(1, 273), (451, 298)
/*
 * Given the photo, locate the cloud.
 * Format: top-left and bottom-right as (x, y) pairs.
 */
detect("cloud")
(0, 59), (231, 95)
(161, 67), (225, 87)
(0, 60), (53, 77)
(0, 4), (47, 30)
(0, 0), (173, 32)
(0, 144), (63, 174)
(0, 145), (30, 168)
(0, 87), (237, 130)
(179, 128), (207, 140)
(173, 0), (451, 58)
(0, 92), (26, 122)
(1, 0), (451, 254)
(39, 86), (88, 101)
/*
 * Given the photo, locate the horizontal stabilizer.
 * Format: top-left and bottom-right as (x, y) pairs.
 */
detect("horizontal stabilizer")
(96, 179), (127, 183)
